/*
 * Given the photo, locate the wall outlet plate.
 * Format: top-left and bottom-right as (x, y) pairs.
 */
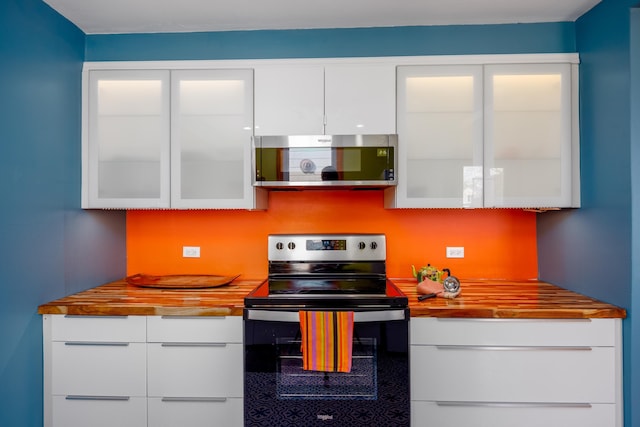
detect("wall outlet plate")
(446, 246), (464, 258)
(182, 246), (201, 258)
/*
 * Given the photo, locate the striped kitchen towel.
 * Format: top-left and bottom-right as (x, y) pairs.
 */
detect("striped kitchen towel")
(299, 311), (354, 373)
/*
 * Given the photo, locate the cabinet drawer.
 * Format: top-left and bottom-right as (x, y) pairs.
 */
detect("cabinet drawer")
(148, 397), (243, 427)
(410, 318), (617, 346)
(50, 315), (146, 342)
(411, 345), (616, 403)
(52, 395), (146, 427)
(147, 342), (243, 398)
(147, 315), (242, 343)
(411, 401), (616, 427)
(51, 342), (146, 396)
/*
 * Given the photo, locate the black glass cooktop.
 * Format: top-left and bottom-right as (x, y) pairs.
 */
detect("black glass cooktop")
(268, 277), (387, 295)
(244, 277), (408, 309)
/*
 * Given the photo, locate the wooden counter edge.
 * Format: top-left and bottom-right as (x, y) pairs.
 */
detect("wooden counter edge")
(37, 278), (627, 319)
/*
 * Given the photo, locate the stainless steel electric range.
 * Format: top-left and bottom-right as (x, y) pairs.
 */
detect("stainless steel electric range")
(244, 234), (410, 427)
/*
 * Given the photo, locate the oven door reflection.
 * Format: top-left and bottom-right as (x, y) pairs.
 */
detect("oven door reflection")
(276, 336), (377, 400)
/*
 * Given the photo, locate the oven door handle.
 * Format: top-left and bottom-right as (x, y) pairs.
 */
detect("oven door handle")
(245, 309), (407, 323)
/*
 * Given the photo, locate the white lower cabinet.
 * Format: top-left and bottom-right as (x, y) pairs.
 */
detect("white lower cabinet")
(147, 315), (243, 427)
(148, 397), (243, 427)
(53, 396), (147, 427)
(44, 315), (147, 427)
(43, 315), (243, 427)
(44, 314), (623, 427)
(411, 401), (616, 427)
(410, 318), (623, 427)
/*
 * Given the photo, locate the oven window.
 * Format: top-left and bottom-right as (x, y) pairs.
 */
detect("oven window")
(276, 337), (377, 400)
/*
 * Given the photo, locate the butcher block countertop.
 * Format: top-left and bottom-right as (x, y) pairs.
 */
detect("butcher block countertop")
(37, 277), (626, 319)
(394, 279), (626, 318)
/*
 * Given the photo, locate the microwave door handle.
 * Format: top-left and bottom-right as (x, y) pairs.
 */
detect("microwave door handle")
(245, 309), (406, 323)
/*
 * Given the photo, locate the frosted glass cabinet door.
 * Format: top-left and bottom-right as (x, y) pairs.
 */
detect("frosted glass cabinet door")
(395, 65), (484, 208)
(170, 69), (254, 208)
(484, 63), (575, 208)
(86, 70), (171, 208)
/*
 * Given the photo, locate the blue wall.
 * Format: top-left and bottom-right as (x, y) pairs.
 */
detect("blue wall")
(85, 22), (575, 61)
(0, 1), (126, 426)
(632, 10), (640, 426)
(538, 0), (639, 426)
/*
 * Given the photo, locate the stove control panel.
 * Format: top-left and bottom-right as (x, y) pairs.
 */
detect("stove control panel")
(268, 234), (386, 262)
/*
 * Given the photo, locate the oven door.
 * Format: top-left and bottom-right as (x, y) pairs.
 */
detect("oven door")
(244, 309), (409, 426)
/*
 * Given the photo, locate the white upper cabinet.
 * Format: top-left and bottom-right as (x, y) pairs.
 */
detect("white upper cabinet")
(83, 66), (265, 210)
(389, 58), (579, 209)
(392, 65), (484, 208)
(171, 69), (256, 209)
(324, 64), (396, 134)
(254, 65), (325, 135)
(484, 63), (577, 208)
(85, 70), (171, 209)
(254, 62), (396, 135)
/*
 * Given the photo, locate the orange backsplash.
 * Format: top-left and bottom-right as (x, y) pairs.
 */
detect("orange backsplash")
(127, 190), (538, 280)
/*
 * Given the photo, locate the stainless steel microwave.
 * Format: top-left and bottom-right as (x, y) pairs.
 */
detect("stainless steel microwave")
(253, 134), (397, 188)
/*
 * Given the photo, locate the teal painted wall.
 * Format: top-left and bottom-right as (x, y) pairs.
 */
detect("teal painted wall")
(632, 10), (640, 426)
(85, 22), (575, 61)
(538, 0), (639, 425)
(0, 1), (126, 426)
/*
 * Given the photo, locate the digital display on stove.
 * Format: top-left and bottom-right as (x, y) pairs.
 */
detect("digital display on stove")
(306, 239), (346, 251)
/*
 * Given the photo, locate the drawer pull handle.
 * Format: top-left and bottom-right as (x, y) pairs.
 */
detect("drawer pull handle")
(65, 342), (130, 347)
(161, 397), (227, 403)
(66, 395), (130, 401)
(64, 315), (129, 319)
(160, 316), (226, 319)
(436, 401), (592, 409)
(435, 318), (592, 323)
(160, 343), (227, 347)
(435, 345), (592, 351)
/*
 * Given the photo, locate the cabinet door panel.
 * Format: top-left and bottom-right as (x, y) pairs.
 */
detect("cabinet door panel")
(51, 315), (146, 343)
(147, 343), (243, 397)
(410, 318), (617, 347)
(171, 69), (255, 208)
(484, 63), (574, 207)
(411, 401), (615, 427)
(147, 315), (242, 343)
(52, 396), (146, 427)
(325, 64), (396, 134)
(86, 70), (170, 208)
(254, 65), (324, 135)
(411, 345), (616, 403)
(394, 65), (484, 208)
(51, 342), (146, 396)
(148, 397), (243, 427)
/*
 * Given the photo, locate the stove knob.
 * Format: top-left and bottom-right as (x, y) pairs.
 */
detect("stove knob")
(370, 241), (378, 250)
(287, 242), (296, 250)
(358, 241), (366, 250)
(275, 242), (284, 250)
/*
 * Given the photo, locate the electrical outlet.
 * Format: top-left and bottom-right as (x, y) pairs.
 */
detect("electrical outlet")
(446, 246), (464, 258)
(182, 246), (200, 258)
